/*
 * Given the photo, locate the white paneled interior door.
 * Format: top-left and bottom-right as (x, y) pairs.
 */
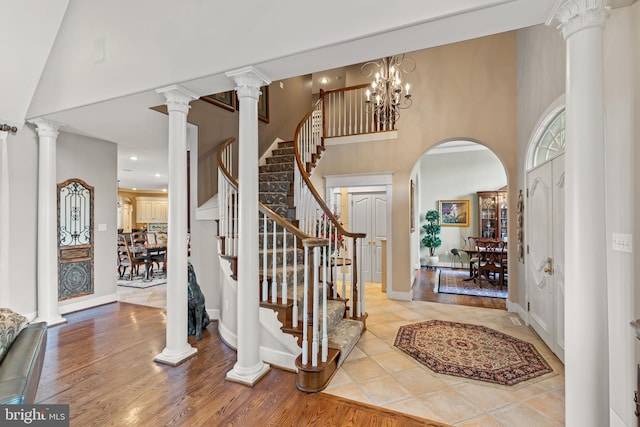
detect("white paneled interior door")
(350, 192), (387, 283)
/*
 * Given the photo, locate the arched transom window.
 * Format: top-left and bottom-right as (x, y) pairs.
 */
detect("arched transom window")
(529, 107), (565, 170)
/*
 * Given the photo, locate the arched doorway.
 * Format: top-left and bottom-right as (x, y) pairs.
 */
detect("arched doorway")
(414, 139), (508, 305)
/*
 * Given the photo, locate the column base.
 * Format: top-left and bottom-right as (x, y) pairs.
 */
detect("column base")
(226, 362), (270, 386)
(35, 315), (67, 327)
(154, 345), (197, 366)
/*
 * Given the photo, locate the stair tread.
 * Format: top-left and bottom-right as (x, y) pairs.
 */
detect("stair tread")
(327, 318), (365, 367)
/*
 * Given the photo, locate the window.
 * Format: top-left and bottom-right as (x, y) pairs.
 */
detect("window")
(529, 107), (565, 169)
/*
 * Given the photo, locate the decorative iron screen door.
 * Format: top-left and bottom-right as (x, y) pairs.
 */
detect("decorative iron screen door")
(57, 178), (94, 300)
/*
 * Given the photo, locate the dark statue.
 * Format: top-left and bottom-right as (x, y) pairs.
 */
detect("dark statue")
(187, 263), (210, 340)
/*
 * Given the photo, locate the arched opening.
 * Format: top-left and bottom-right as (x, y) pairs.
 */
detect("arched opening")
(412, 139), (509, 306)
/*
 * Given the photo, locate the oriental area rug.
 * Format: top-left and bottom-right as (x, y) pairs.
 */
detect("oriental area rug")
(436, 268), (507, 299)
(394, 320), (553, 386)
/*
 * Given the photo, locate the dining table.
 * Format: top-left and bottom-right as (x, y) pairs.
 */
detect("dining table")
(460, 245), (508, 286)
(131, 243), (167, 280)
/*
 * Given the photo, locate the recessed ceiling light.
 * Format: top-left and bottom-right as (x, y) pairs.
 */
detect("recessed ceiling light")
(132, 188), (137, 191)
(155, 173), (161, 177)
(162, 188), (167, 192)
(320, 77), (329, 84)
(129, 155), (139, 161)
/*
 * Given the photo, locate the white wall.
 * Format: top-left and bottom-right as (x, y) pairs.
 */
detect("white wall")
(515, 23), (565, 312)
(419, 146), (506, 265)
(57, 132), (118, 310)
(6, 128), (39, 314)
(517, 5), (640, 425)
(5, 127), (118, 316)
(603, 5), (638, 426)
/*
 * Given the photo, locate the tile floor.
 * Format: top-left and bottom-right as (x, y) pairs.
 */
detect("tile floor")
(117, 282), (565, 426)
(117, 283), (167, 308)
(323, 283), (565, 426)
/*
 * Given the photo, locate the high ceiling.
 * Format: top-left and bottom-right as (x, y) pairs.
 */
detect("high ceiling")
(3, 0), (562, 191)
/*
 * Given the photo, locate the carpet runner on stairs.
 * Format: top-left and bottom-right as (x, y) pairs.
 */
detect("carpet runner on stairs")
(258, 140), (364, 369)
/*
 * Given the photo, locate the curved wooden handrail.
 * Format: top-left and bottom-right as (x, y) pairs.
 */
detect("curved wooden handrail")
(217, 137), (238, 186)
(293, 99), (366, 241)
(216, 137), (316, 241)
(322, 83), (370, 96)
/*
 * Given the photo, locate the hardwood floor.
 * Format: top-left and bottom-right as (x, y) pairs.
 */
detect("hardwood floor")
(412, 267), (506, 310)
(36, 302), (448, 427)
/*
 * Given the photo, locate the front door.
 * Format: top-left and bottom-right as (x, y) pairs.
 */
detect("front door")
(351, 192), (387, 283)
(526, 154), (565, 362)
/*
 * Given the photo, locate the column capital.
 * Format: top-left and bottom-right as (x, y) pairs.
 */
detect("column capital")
(29, 119), (63, 139)
(226, 67), (271, 101)
(156, 85), (199, 114)
(549, 0), (610, 40)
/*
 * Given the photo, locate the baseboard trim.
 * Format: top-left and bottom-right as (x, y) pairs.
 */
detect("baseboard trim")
(207, 308), (220, 321)
(59, 293), (118, 315)
(386, 289), (412, 301)
(507, 300), (528, 324)
(218, 319), (238, 350)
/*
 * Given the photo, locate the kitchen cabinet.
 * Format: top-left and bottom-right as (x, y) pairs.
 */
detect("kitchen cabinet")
(136, 198), (168, 223)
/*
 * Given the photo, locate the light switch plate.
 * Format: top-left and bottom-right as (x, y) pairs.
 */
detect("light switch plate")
(98, 224), (107, 232)
(612, 233), (632, 253)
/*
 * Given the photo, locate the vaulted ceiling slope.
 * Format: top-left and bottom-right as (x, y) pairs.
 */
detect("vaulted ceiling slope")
(0, 0), (68, 127)
(2, 0), (559, 190)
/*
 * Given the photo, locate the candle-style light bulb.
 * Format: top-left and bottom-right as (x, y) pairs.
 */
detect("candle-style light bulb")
(365, 89), (371, 101)
(405, 83), (410, 96)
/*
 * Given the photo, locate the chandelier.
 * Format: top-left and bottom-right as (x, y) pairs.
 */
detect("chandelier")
(362, 54), (415, 127)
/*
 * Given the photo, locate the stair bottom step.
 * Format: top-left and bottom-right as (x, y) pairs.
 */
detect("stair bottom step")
(296, 347), (340, 393)
(295, 318), (364, 392)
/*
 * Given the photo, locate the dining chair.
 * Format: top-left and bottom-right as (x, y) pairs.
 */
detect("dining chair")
(118, 234), (146, 280)
(466, 236), (479, 279)
(476, 238), (506, 288)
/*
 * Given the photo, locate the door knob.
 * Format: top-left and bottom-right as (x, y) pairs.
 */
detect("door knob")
(543, 257), (553, 274)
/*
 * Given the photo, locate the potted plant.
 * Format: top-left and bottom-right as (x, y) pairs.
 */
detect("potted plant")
(422, 210), (442, 267)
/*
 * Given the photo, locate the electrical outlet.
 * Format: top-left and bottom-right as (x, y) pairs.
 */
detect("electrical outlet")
(612, 233), (632, 253)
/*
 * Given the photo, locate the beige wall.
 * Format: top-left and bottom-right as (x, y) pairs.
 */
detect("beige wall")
(313, 32), (517, 295)
(185, 75), (313, 206)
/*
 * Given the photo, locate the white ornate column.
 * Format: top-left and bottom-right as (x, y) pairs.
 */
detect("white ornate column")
(0, 131), (10, 305)
(551, 1), (610, 425)
(32, 119), (66, 326)
(225, 67), (271, 385)
(154, 85), (198, 366)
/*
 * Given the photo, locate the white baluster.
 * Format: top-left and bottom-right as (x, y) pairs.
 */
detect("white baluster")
(342, 238), (347, 311)
(292, 234), (298, 328)
(312, 246), (319, 367)
(302, 245), (308, 365)
(282, 227), (287, 305)
(322, 244), (328, 363)
(262, 213), (268, 301)
(348, 90), (352, 135)
(271, 222), (277, 304)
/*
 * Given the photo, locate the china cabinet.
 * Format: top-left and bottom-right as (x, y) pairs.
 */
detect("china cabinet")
(477, 188), (508, 240)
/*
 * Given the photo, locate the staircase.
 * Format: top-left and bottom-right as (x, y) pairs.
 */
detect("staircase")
(257, 140), (364, 391)
(217, 84), (375, 392)
(259, 141), (296, 220)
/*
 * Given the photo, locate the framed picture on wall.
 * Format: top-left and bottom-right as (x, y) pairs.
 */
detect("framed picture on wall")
(201, 91), (236, 112)
(439, 200), (470, 226)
